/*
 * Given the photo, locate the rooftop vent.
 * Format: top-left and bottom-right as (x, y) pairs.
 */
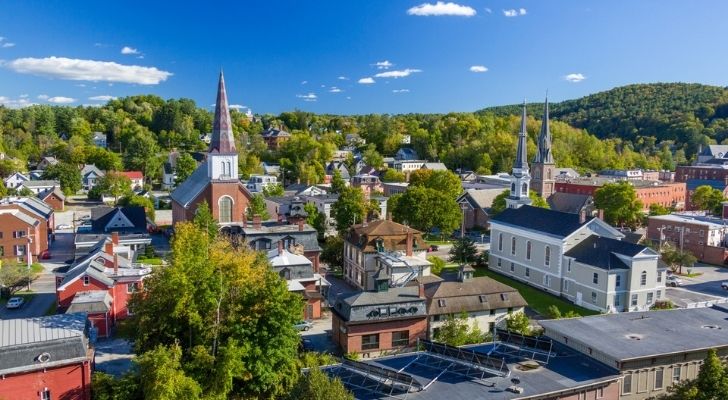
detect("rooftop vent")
(702, 325), (723, 330)
(626, 334), (644, 341)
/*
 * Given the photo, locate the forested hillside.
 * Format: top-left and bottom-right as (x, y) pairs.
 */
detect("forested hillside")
(480, 83), (728, 156)
(0, 83), (721, 188)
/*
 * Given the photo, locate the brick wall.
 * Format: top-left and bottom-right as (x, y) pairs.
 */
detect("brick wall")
(0, 361), (92, 400)
(556, 182), (686, 211)
(0, 212), (46, 262)
(334, 316), (427, 355)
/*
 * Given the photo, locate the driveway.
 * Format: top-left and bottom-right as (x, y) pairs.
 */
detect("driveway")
(301, 312), (338, 354)
(94, 338), (134, 376)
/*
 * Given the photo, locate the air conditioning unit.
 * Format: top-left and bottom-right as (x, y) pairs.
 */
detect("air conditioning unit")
(507, 386), (524, 394)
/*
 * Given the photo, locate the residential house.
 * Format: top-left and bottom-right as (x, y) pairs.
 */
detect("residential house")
(28, 170), (44, 180)
(420, 162), (447, 171)
(489, 205), (665, 312)
(0, 313), (93, 400)
(392, 160), (425, 176)
(343, 220), (428, 291)
(262, 162), (281, 176)
(268, 245), (327, 320)
(456, 188), (507, 230)
(246, 174), (278, 193)
(547, 192), (595, 216)
(325, 161), (351, 182)
(345, 133), (366, 146)
(301, 194), (339, 234)
(424, 266), (527, 338)
(333, 150), (353, 162)
(283, 183), (327, 197)
(260, 127), (291, 151)
(74, 206), (151, 257)
(0, 196), (54, 237)
(37, 186), (65, 210)
(695, 144), (728, 164)
(395, 148), (419, 161)
(541, 306), (728, 400)
(37, 156), (59, 170)
(351, 173), (382, 198)
(647, 213), (728, 265)
(0, 208), (46, 263)
(93, 131), (107, 148)
(162, 161), (176, 190)
(81, 164), (105, 191)
(4, 171), (29, 190)
(120, 171), (144, 191)
(235, 218), (322, 271)
(21, 180), (60, 195)
(56, 234), (152, 337)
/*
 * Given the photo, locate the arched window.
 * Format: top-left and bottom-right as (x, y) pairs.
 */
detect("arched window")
(547, 169), (552, 179)
(511, 237), (516, 255)
(545, 246), (551, 266)
(640, 271), (647, 286)
(498, 233), (503, 251)
(522, 182), (528, 194)
(511, 183), (515, 192)
(534, 170), (540, 179)
(526, 241), (531, 260)
(219, 196), (233, 223)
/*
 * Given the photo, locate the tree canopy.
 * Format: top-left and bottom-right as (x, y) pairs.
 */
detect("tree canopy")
(593, 181), (643, 227)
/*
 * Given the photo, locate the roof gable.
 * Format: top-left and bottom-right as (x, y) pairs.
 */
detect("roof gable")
(491, 205), (589, 238)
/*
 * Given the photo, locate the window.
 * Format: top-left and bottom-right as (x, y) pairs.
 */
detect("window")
(657, 290), (662, 299)
(640, 271), (647, 286)
(510, 262), (515, 272)
(614, 295), (620, 307)
(40, 389), (51, 400)
(392, 331), (409, 347)
(500, 293), (509, 301)
(567, 258), (572, 272)
(526, 241), (531, 260)
(593, 273), (599, 285)
(127, 282), (139, 293)
(490, 309), (495, 316)
(525, 268), (530, 278)
(511, 237), (516, 255)
(83, 276), (90, 286)
(591, 292), (597, 303)
(543, 275), (550, 286)
(616, 275), (621, 288)
(655, 368), (664, 390)
(498, 233), (503, 251)
(218, 197), (232, 224)
(361, 334), (380, 350)
(0, 232), (3, 239)
(14, 245), (25, 256)
(564, 280), (570, 292)
(623, 374), (632, 394)
(631, 294), (638, 306)
(438, 299), (446, 307)
(672, 366), (681, 382)
(0, 246), (4, 256)
(700, 230), (704, 237)
(479, 295), (487, 303)
(13, 230), (26, 238)
(497, 258), (502, 268)
(597, 387), (604, 398)
(522, 182), (528, 193)
(545, 246), (551, 266)
(657, 271), (662, 283)
(647, 292), (654, 304)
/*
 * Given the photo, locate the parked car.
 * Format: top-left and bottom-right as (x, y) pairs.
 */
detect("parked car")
(6, 297), (24, 309)
(41, 250), (51, 260)
(666, 275), (682, 287)
(721, 282), (728, 290)
(428, 245), (439, 252)
(55, 224), (72, 230)
(294, 320), (314, 331)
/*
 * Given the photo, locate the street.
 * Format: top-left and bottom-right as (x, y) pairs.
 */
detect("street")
(664, 263), (728, 308)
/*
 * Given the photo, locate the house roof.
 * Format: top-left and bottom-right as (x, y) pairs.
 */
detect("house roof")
(564, 235), (654, 270)
(67, 291), (112, 313)
(4, 172), (29, 182)
(346, 220), (427, 252)
(547, 192), (592, 214)
(22, 180), (60, 188)
(261, 128), (291, 138)
(93, 132), (106, 140)
(58, 239), (150, 289)
(0, 209), (41, 227)
(37, 186), (66, 202)
(686, 178), (727, 191)
(340, 286), (422, 308)
(91, 206), (147, 233)
(267, 248), (312, 267)
(81, 164), (105, 178)
(540, 306), (728, 362)
(242, 221), (321, 252)
(0, 196), (53, 219)
(700, 144), (728, 157)
(457, 188), (506, 210)
(170, 161), (210, 207)
(421, 162), (447, 171)
(0, 313), (89, 376)
(491, 205), (592, 238)
(424, 276), (527, 315)
(120, 171), (143, 180)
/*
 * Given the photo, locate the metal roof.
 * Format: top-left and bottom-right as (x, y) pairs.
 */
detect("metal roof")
(0, 313), (86, 348)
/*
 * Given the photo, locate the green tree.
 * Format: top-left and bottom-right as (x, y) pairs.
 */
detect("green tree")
(505, 312), (531, 335)
(662, 349), (728, 400)
(193, 201), (218, 240)
(91, 371), (141, 400)
(448, 238), (478, 264)
(362, 144), (384, 169)
(331, 186), (367, 233)
(287, 368), (354, 400)
(304, 202), (326, 239)
(247, 194), (270, 220)
(409, 169), (462, 199)
(427, 255), (446, 276)
(330, 169), (347, 194)
(90, 172), (133, 204)
(489, 190), (548, 216)
(263, 183), (286, 197)
(119, 194), (155, 221)
(137, 344), (202, 400)
(380, 168), (406, 183)
(661, 244), (697, 275)
(0, 262), (40, 296)
(42, 162), (82, 195)
(392, 186), (461, 235)
(174, 153), (197, 186)
(649, 203), (671, 216)
(691, 185), (726, 215)
(86, 147), (123, 171)
(593, 181), (644, 227)
(321, 236), (344, 272)
(433, 311), (485, 346)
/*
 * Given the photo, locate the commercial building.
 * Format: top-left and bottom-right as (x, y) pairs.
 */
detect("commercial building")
(647, 213), (728, 265)
(554, 177), (686, 211)
(351, 173), (382, 198)
(233, 217), (322, 271)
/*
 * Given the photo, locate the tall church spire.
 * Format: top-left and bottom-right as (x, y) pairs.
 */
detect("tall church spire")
(513, 101), (529, 170)
(533, 96), (554, 164)
(209, 71), (237, 154)
(506, 101), (532, 209)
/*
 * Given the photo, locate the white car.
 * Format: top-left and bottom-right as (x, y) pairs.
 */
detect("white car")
(55, 224), (72, 230)
(5, 297), (24, 309)
(666, 275), (682, 287)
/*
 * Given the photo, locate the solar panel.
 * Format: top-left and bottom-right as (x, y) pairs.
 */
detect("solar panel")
(342, 358), (423, 391)
(495, 328), (554, 353)
(419, 339), (508, 375)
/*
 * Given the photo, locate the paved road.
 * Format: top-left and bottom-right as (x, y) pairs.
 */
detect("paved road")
(673, 263), (728, 298)
(300, 313), (339, 354)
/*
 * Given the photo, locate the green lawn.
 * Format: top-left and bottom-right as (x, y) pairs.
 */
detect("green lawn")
(472, 267), (600, 317)
(137, 257), (164, 265)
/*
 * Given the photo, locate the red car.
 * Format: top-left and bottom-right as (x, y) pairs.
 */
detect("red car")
(41, 250), (51, 260)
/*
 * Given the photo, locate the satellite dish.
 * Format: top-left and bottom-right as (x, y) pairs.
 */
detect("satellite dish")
(511, 377), (521, 385)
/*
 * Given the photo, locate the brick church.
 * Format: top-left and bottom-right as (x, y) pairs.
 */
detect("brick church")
(171, 72), (252, 225)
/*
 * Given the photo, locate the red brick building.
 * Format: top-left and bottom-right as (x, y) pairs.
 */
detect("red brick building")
(555, 178), (686, 211)
(37, 186), (66, 210)
(268, 245), (326, 320)
(55, 233), (151, 337)
(0, 313), (93, 400)
(331, 284), (428, 355)
(647, 214), (728, 265)
(260, 127), (291, 151)
(171, 72), (252, 226)
(0, 208), (47, 263)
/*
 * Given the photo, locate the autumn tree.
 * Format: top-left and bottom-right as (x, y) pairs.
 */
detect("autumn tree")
(331, 186), (367, 233)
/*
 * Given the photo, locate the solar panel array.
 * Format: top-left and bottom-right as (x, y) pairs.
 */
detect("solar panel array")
(495, 328), (553, 353)
(419, 339), (508, 375)
(342, 358), (423, 391)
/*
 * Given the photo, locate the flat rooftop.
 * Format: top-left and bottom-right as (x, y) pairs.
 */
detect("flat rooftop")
(540, 306), (728, 362)
(559, 177), (680, 188)
(649, 213), (728, 229)
(325, 342), (619, 400)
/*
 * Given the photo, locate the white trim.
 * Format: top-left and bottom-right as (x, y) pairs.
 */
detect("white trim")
(490, 223), (564, 246)
(494, 254), (559, 278)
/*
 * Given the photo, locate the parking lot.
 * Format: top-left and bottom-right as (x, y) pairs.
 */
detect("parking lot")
(664, 263), (728, 308)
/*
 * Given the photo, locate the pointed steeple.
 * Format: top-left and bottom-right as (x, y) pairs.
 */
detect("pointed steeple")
(534, 96), (554, 164)
(209, 71), (237, 154)
(513, 101), (529, 170)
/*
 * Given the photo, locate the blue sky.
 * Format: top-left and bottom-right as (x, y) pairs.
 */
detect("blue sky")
(1, 1), (727, 114)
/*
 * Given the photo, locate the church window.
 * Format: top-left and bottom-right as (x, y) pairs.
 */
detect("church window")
(219, 196), (233, 223)
(547, 169), (552, 179)
(522, 183), (528, 194)
(511, 183), (515, 192)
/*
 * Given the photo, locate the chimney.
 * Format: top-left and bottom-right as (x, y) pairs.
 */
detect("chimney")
(406, 230), (414, 257)
(111, 231), (119, 245)
(253, 215), (262, 229)
(418, 282), (425, 299)
(579, 209), (586, 224)
(298, 219), (304, 232)
(113, 253), (119, 275)
(598, 209), (605, 220)
(104, 241), (114, 255)
(278, 240), (284, 255)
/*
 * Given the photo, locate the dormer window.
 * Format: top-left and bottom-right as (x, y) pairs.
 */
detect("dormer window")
(438, 299), (446, 307)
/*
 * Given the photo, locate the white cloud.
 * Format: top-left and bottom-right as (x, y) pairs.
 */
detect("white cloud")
(37, 94), (49, 100)
(392, 89), (410, 93)
(564, 73), (586, 83)
(6, 57), (173, 85)
(47, 96), (76, 104)
(503, 8), (527, 17)
(407, 2), (476, 17)
(296, 93), (317, 102)
(358, 77), (375, 84)
(469, 65), (488, 73)
(229, 104), (246, 110)
(1, 42), (15, 48)
(88, 95), (117, 101)
(0, 96), (35, 108)
(484, 7), (492, 13)
(374, 68), (422, 79)
(19, 94), (28, 98)
(121, 46), (139, 55)
(301, 80), (308, 85)
(320, 84), (326, 88)
(374, 60), (393, 70)
(337, 76), (349, 80)
(329, 87), (342, 93)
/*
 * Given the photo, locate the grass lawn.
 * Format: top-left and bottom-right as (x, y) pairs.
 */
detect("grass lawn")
(472, 267), (600, 317)
(137, 257), (164, 265)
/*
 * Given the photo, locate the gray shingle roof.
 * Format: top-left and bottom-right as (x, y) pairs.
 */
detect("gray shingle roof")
(547, 192), (592, 214)
(170, 161), (210, 207)
(22, 180), (60, 188)
(564, 235), (652, 270)
(491, 205), (591, 238)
